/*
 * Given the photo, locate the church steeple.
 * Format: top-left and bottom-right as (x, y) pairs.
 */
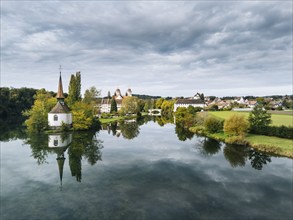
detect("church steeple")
(56, 152), (65, 191)
(56, 65), (65, 100)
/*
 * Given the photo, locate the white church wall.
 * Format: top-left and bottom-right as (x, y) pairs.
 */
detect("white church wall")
(48, 113), (72, 127)
(48, 134), (72, 148)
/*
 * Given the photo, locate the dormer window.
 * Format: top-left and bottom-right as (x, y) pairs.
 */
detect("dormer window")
(54, 115), (58, 121)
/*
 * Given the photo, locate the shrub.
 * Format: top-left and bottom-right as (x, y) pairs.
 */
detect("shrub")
(61, 122), (70, 132)
(256, 125), (293, 139)
(204, 116), (223, 133)
(224, 114), (249, 136)
(189, 126), (207, 135)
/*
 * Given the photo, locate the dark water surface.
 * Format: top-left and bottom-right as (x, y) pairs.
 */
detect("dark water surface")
(1, 119), (292, 220)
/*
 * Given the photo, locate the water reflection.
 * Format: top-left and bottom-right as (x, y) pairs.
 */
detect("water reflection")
(0, 117), (27, 141)
(175, 123), (194, 141)
(248, 150), (272, 170)
(23, 131), (103, 185)
(101, 120), (140, 139)
(48, 133), (72, 190)
(197, 137), (222, 157)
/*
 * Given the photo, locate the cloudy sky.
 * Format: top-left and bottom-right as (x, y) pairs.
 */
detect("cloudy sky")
(1, 1), (292, 97)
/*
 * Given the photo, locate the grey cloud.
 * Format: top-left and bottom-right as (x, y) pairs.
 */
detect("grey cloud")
(1, 1), (292, 97)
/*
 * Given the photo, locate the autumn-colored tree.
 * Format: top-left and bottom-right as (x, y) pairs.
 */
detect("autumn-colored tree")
(23, 89), (55, 133)
(155, 98), (164, 109)
(224, 114), (249, 136)
(71, 101), (93, 130)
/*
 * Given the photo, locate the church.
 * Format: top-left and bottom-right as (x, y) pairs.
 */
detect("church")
(48, 71), (72, 129)
(100, 88), (132, 113)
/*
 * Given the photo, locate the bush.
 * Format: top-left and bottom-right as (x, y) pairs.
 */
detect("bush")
(224, 114), (249, 136)
(204, 116), (223, 133)
(189, 126), (207, 136)
(255, 125), (293, 139)
(61, 122), (70, 132)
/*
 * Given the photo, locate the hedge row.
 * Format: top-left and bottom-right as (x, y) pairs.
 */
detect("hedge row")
(251, 126), (293, 139)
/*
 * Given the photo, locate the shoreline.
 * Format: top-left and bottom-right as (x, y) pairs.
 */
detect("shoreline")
(189, 126), (293, 159)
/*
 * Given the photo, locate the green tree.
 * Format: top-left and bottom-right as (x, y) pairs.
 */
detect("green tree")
(161, 100), (175, 117)
(248, 105), (272, 133)
(23, 89), (55, 133)
(174, 107), (197, 129)
(143, 101), (149, 112)
(155, 98), (164, 109)
(224, 114), (249, 136)
(71, 101), (93, 130)
(75, 72), (81, 101)
(110, 98), (117, 113)
(204, 116), (223, 133)
(68, 72), (81, 107)
(83, 86), (100, 104)
(0, 87), (37, 118)
(120, 96), (140, 115)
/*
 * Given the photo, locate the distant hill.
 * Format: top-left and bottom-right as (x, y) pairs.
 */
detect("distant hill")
(132, 94), (162, 100)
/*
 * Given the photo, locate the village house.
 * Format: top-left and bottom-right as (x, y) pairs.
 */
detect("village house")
(174, 93), (205, 112)
(100, 88), (132, 113)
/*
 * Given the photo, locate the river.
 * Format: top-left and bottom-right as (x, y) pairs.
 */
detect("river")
(1, 117), (292, 220)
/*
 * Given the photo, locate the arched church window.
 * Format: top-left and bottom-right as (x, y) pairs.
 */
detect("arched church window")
(54, 115), (58, 121)
(54, 139), (58, 146)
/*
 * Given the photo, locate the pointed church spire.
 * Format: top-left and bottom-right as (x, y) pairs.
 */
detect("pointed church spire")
(56, 153), (65, 191)
(56, 65), (65, 99)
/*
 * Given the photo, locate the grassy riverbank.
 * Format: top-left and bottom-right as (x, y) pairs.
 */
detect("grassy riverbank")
(189, 127), (293, 158)
(99, 113), (148, 124)
(209, 111), (293, 127)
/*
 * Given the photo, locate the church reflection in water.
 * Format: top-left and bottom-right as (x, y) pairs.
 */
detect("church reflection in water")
(45, 132), (103, 189)
(48, 134), (72, 190)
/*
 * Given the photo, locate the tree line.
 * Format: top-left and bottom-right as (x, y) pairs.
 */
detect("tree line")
(0, 87), (37, 118)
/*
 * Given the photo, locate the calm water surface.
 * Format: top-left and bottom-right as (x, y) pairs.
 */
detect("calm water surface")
(1, 119), (292, 220)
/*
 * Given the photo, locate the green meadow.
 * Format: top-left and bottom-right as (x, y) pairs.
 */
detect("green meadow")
(209, 111), (293, 127)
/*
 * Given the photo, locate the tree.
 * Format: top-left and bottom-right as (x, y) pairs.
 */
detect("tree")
(71, 101), (93, 130)
(75, 72), (81, 101)
(248, 105), (271, 133)
(110, 98), (117, 113)
(23, 89), (55, 133)
(174, 107), (197, 129)
(204, 116), (223, 133)
(83, 86), (100, 104)
(224, 114), (249, 136)
(68, 72), (81, 107)
(120, 96), (140, 115)
(0, 87), (37, 118)
(161, 100), (175, 117)
(155, 98), (164, 109)
(107, 91), (111, 99)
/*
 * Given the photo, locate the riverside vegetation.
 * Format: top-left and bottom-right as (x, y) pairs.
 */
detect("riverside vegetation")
(2, 77), (292, 157)
(186, 106), (293, 158)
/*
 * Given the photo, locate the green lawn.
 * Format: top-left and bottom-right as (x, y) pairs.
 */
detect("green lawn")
(209, 111), (293, 127)
(246, 134), (293, 157)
